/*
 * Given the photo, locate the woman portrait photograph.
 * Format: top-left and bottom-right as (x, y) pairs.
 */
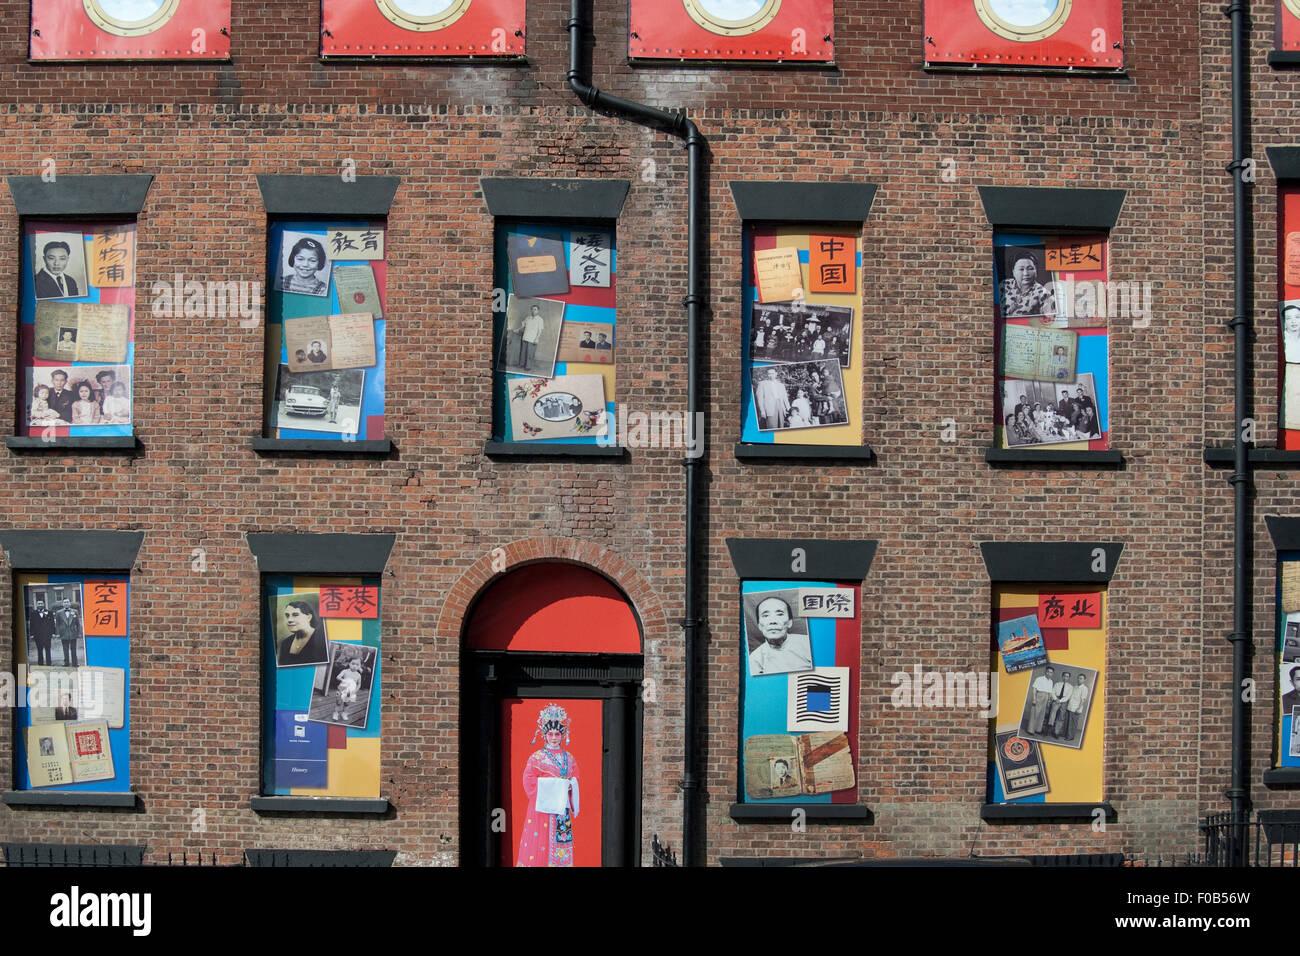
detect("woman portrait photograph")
(276, 234), (331, 298)
(516, 702), (581, 867)
(271, 592), (330, 668)
(999, 246), (1057, 320)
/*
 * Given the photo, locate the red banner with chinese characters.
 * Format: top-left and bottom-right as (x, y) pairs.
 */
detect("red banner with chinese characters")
(83, 579), (127, 636)
(1037, 591), (1102, 630)
(31, 0), (230, 61)
(318, 586), (380, 619)
(923, 0), (1123, 69)
(321, 0), (525, 57)
(629, 0), (834, 63)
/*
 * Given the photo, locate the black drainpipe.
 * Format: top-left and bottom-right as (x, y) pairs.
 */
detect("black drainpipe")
(567, 1), (704, 866)
(1225, 0), (1251, 864)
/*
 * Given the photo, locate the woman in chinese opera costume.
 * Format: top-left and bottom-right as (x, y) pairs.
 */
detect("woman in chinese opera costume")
(516, 703), (580, 867)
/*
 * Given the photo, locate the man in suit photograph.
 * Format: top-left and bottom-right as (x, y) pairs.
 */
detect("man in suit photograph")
(34, 240), (79, 300)
(45, 370), (75, 423)
(27, 599), (55, 667)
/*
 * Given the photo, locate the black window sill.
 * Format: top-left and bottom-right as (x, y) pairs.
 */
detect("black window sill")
(6, 436), (138, 452)
(244, 848), (398, 867)
(252, 438), (393, 455)
(2, 790), (138, 808)
(1268, 51), (1300, 67)
(981, 802), (1116, 823)
(728, 803), (874, 823)
(484, 441), (627, 460)
(986, 447), (1124, 467)
(734, 443), (875, 462)
(923, 63), (1127, 77)
(249, 796), (390, 815)
(1263, 768), (1300, 788)
(1204, 446), (1300, 468)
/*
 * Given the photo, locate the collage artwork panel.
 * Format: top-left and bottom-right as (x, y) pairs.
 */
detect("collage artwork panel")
(265, 222), (387, 441)
(18, 221), (137, 438)
(493, 224), (616, 444)
(1277, 558), (1300, 768)
(739, 580), (860, 804)
(989, 585), (1106, 804)
(994, 232), (1110, 451)
(14, 573), (130, 792)
(741, 227), (863, 446)
(262, 576), (382, 798)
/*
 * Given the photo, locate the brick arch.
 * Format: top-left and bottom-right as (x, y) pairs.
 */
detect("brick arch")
(438, 536), (669, 651)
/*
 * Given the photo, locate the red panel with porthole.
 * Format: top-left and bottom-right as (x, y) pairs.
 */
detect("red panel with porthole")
(464, 564), (641, 654)
(923, 0), (1123, 69)
(629, 0), (834, 63)
(30, 0), (230, 60)
(1279, 0), (1300, 52)
(321, 0), (525, 57)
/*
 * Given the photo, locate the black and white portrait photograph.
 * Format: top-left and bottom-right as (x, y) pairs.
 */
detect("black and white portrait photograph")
(768, 756), (800, 797)
(23, 582), (85, 670)
(276, 232), (331, 297)
(31, 231), (87, 301)
(750, 359), (848, 432)
(1018, 663), (1098, 750)
(1001, 373), (1100, 448)
(1291, 707), (1300, 759)
(743, 588), (814, 677)
(308, 641), (378, 730)
(1282, 662), (1300, 715)
(275, 365), (365, 435)
(1283, 300), (1300, 365)
(998, 245), (1056, 319)
(271, 592), (330, 669)
(1284, 618), (1300, 663)
(750, 303), (853, 368)
(498, 294), (564, 377)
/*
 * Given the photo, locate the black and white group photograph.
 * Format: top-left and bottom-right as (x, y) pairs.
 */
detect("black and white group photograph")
(1001, 373), (1101, 448)
(749, 302), (853, 367)
(23, 583), (85, 669)
(27, 364), (132, 428)
(1017, 663), (1098, 750)
(750, 359), (848, 432)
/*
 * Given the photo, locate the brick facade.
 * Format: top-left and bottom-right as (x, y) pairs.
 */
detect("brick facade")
(0, 0), (1293, 865)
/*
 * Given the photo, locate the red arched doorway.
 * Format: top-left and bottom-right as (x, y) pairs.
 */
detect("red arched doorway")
(460, 563), (643, 867)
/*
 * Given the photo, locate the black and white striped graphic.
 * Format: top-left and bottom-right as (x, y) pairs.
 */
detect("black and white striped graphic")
(786, 667), (849, 732)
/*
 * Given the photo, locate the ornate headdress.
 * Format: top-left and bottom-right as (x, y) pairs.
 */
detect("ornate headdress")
(531, 702), (570, 745)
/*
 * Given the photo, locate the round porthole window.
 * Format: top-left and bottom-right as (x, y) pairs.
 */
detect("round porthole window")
(682, 0), (782, 37)
(973, 0), (1072, 42)
(374, 0), (472, 32)
(83, 0), (180, 37)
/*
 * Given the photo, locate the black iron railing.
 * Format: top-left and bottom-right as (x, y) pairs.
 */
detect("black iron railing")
(1201, 813), (1300, 867)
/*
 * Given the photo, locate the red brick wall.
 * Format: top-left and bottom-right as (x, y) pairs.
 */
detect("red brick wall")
(0, 0), (1288, 865)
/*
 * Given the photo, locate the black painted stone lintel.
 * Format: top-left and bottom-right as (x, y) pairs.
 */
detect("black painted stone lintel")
(725, 538), (878, 581)
(7, 175), (153, 217)
(1205, 446), (1300, 467)
(977, 186), (1126, 230)
(256, 175), (400, 216)
(1268, 52), (1300, 69)
(481, 178), (630, 220)
(246, 533), (396, 575)
(728, 181), (878, 224)
(1266, 516), (1300, 551)
(981, 802), (1116, 822)
(735, 443), (875, 462)
(979, 541), (1124, 583)
(2, 790), (138, 808)
(0, 530), (144, 571)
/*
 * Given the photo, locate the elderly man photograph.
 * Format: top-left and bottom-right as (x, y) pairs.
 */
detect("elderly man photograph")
(747, 595), (813, 676)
